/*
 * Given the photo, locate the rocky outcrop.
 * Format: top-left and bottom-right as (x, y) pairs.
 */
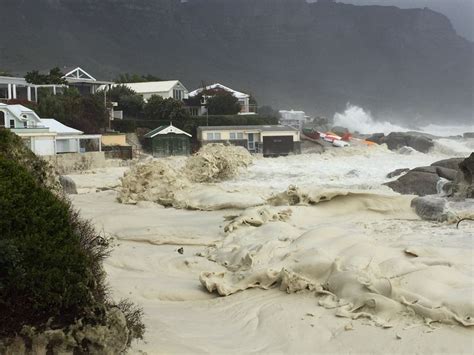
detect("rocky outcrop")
(385, 171), (440, 196)
(386, 154), (473, 197)
(368, 132), (434, 153)
(454, 153), (474, 198)
(411, 196), (448, 221)
(59, 175), (78, 194)
(430, 158), (465, 171)
(386, 168), (409, 178)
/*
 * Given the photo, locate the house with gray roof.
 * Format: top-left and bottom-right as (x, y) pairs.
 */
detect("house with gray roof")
(197, 125), (301, 156)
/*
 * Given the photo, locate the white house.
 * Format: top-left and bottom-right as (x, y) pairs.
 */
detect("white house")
(0, 103), (57, 155)
(62, 67), (114, 95)
(0, 103), (101, 156)
(39, 118), (102, 154)
(197, 125), (301, 156)
(0, 66), (112, 102)
(188, 83), (254, 115)
(117, 80), (189, 102)
(279, 110), (308, 130)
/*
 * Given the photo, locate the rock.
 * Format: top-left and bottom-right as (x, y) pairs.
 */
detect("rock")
(411, 196), (448, 221)
(59, 175), (77, 194)
(384, 171), (439, 196)
(463, 132), (474, 139)
(454, 153), (474, 198)
(412, 166), (457, 181)
(383, 132), (434, 153)
(386, 168), (409, 178)
(431, 158), (465, 171)
(366, 133), (385, 144)
(331, 126), (348, 136)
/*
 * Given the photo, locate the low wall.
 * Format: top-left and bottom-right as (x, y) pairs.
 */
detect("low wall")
(43, 151), (107, 174)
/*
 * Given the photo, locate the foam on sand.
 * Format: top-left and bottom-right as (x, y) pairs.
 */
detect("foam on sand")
(186, 143), (253, 182)
(200, 191), (474, 328)
(118, 144), (260, 210)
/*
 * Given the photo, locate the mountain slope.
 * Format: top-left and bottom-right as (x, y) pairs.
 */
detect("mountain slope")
(0, 0), (472, 123)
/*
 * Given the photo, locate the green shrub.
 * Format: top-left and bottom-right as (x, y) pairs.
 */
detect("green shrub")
(0, 128), (60, 192)
(0, 158), (97, 336)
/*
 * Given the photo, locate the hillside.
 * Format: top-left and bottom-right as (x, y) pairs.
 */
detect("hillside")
(0, 0), (472, 123)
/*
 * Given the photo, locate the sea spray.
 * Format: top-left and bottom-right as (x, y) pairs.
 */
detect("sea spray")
(333, 105), (474, 137)
(333, 105), (408, 134)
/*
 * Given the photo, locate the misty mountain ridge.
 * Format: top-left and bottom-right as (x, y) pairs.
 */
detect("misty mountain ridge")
(0, 0), (472, 124)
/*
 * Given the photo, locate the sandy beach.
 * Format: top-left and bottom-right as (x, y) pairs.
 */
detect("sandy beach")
(69, 139), (474, 354)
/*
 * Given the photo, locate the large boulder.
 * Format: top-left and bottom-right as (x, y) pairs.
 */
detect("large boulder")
(383, 132), (434, 153)
(431, 158), (465, 171)
(384, 171), (440, 196)
(59, 175), (78, 194)
(366, 133), (385, 144)
(412, 166), (458, 181)
(411, 196), (448, 221)
(386, 168), (409, 178)
(454, 153), (474, 198)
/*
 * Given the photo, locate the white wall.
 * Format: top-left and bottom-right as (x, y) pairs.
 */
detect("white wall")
(32, 137), (56, 156)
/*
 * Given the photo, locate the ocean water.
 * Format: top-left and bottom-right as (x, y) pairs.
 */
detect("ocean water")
(223, 139), (472, 193)
(333, 105), (474, 137)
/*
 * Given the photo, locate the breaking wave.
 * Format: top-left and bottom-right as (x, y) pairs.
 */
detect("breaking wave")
(333, 105), (408, 134)
(333, 105), (474, 137)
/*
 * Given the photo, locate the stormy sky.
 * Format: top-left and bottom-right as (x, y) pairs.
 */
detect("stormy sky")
(310, 0), (473, 41)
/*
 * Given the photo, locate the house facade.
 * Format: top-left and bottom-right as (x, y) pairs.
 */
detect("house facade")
(279, 110), (308, 130)
(0, 103), (101, 156)
(197, 125), (301, 156)
(119, 81), (189, 102)
(188, 83), (254, 115)
(0, 66), (112, 103)
(62, 67), (113, 95)
(144, 123), (192, 157)
(144, 123), (191, 157)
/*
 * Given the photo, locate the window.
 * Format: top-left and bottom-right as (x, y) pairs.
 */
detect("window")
(23, 121), (28, 128)
(9, 119), (15, 128)
(206, 132), (221, 140)
(173, 89), (183, 100)
(229, 132), (244, 140)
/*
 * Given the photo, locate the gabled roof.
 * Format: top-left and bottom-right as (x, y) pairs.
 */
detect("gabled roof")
(189, 83), (250, 99)
(144, 123), (192, 138)
(0, 103), (42, 123)
(63, 67), (96, 81)
(39, 119), (83, 135)
(121, 80), (186, 94)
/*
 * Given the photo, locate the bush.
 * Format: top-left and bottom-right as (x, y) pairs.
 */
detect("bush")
(0, 128), (60, 192)
(0, 129), (144, 349)
(0, 158), (96, 336)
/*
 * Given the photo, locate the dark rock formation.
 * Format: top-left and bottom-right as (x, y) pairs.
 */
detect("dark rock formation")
(383, 132), (434, 153)
(366, 132), (435, 153)
(59, 175), (78, 194)
(0, 0), (473, 121)
(454, 153), (474, 198)
(430, 158), (466, 171)
(411, 196), (447, 221)
(385, 154), (473, 197)
(366, 133), (385, 145)
(385, 171), (439, 196)
(386, 168), (409, 178)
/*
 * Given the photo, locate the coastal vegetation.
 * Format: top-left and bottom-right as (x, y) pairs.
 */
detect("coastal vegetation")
(0, 129), (144, 353)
